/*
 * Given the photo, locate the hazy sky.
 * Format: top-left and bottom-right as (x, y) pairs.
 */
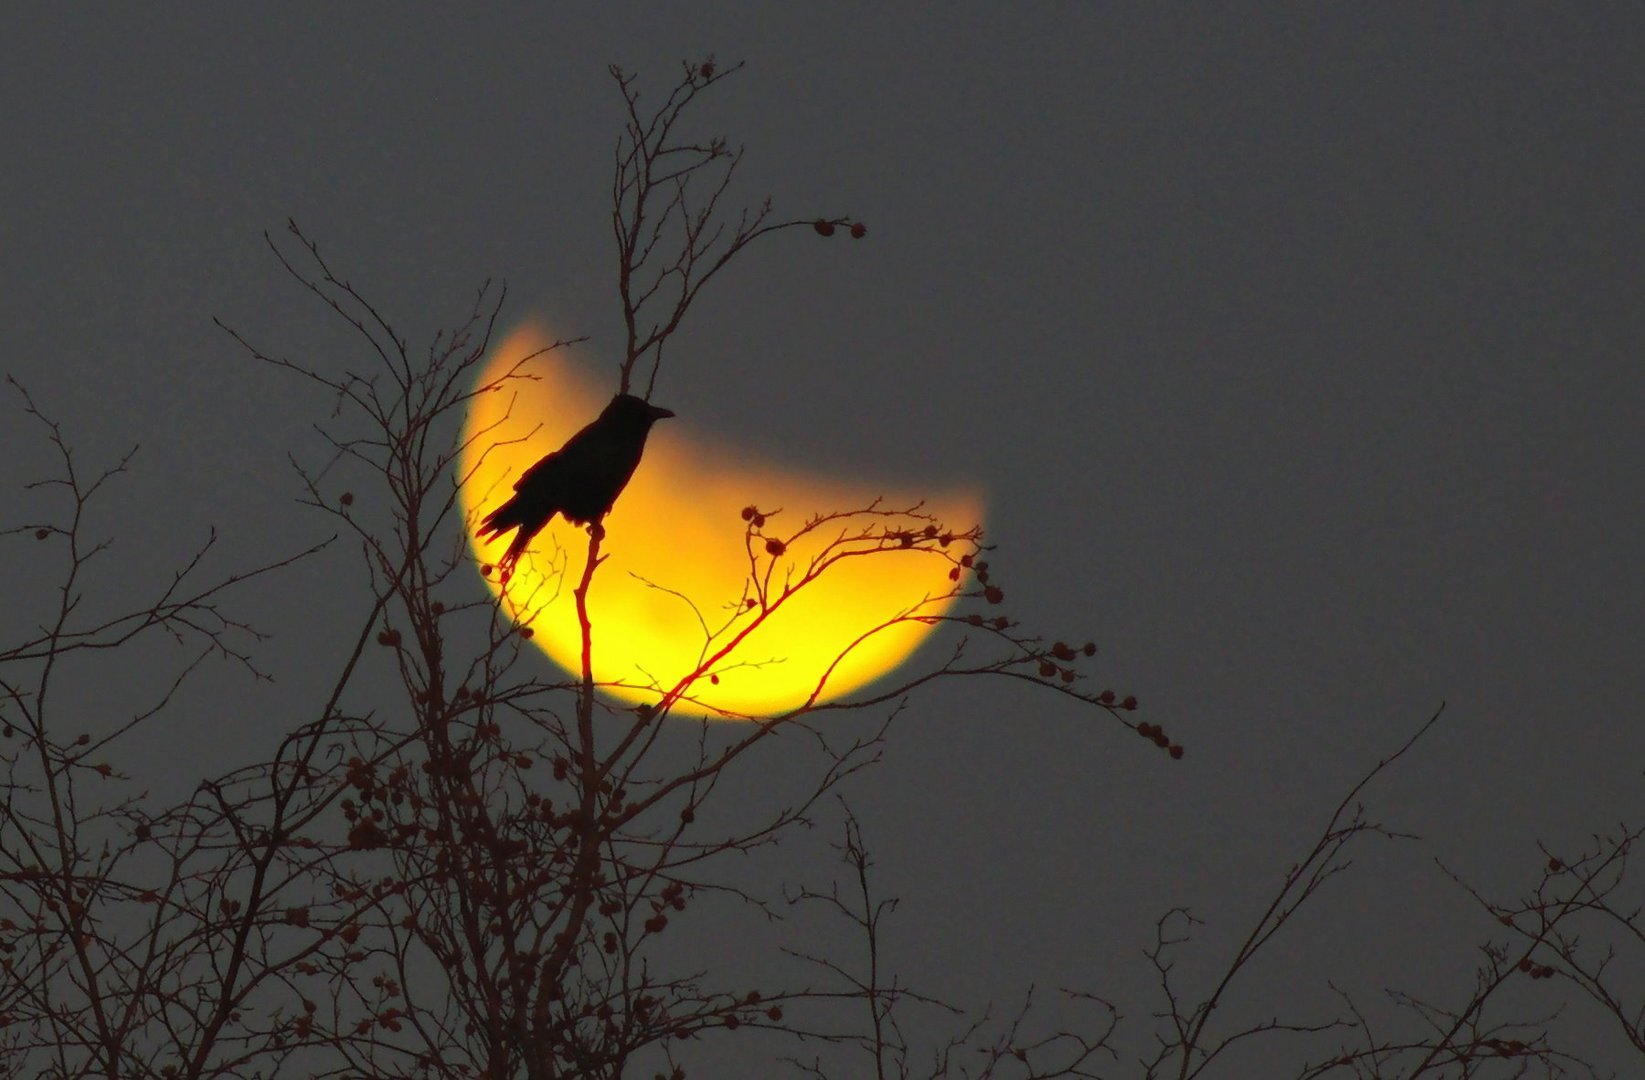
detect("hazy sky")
(4, 6), (1643, 1073)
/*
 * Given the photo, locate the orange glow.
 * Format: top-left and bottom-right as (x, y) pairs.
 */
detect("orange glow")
(458, 322), (984, 717)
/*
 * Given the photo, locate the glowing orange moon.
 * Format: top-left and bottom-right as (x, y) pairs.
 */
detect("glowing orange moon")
(458, 322), (984, 718)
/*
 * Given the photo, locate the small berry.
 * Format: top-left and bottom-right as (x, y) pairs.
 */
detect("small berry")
(1168, 744), (1184, 759)
(340, 492), (354, 506)
(813, 220), (836, 237)
(849, 222), (866, 239)
(741, 506), (756, 521)
(984, 586), (1004, 604)
(765, 538), (786, 557)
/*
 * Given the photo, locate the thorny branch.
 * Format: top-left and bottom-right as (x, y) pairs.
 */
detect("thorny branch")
(607, 58), (863, 399)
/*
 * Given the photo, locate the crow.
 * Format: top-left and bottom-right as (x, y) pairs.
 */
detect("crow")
(478, 393), (674, 580)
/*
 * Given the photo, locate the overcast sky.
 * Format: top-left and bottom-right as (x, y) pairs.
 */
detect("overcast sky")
(4, 6), (1643, 1074)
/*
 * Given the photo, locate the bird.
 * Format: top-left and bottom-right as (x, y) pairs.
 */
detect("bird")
(477, 392), (674, 580)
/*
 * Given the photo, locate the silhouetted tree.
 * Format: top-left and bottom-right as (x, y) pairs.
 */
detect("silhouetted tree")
(2, 57), (1640, 1080)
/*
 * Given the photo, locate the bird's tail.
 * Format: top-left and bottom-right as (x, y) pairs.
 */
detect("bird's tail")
(497, 529), (533, 581)
(477, 497), (536, 582)
(477, 498), (518, 540)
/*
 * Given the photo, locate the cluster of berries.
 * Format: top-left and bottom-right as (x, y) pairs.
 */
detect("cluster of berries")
(1134, 720), (1184, 760)
(813, 219), (867, 239)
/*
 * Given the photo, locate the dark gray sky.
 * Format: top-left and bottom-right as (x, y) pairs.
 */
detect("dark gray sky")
(5, 6), (1643, 1073)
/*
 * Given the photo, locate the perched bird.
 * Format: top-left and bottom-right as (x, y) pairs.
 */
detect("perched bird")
(478, 393), (674, 579)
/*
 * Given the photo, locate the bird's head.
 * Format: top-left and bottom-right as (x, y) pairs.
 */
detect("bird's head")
(606, 393), (675, 426)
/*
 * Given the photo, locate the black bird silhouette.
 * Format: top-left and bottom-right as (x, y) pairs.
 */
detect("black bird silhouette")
(478, 393), (674, 580)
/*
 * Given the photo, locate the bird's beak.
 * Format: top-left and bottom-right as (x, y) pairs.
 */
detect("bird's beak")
(650, 404), (676, 420)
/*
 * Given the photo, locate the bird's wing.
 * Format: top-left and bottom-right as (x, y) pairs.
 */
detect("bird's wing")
(513, 448), (565, 490)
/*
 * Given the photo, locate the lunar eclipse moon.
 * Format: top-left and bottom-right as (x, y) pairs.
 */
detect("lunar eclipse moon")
(459, 323), (984, 717)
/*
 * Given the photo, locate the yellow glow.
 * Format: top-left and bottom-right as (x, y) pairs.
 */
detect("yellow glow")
(458, 322), (984, 717)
